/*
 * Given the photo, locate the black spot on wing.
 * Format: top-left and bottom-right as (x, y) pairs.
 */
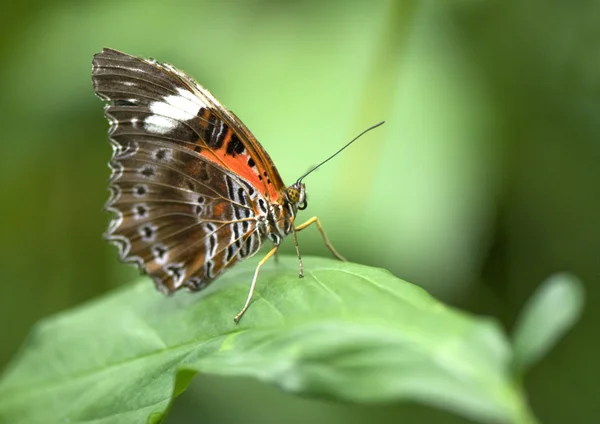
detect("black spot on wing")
(258, 198), (268, 214)
(136, 205), (148, 217)
(226, 133), (245, 157)
(141, 166), (154, 177)
(153, 245), (167, 261)
(134, 184), (148, 196)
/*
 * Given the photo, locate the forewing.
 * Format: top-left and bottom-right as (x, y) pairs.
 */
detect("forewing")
(92, 48), (286, 202)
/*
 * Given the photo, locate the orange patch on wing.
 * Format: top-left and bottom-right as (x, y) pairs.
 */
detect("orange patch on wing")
(213, 201), (227, 217)
(199, 145), (280, 202)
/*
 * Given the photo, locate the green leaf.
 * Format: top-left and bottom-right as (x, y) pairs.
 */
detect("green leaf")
(0, 256), (533, 424)
(511, 273), (585, 374)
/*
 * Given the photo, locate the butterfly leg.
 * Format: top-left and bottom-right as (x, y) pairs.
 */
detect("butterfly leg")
(294, 216), (347, 263)
(233, 245), (279, 323)
(292, 228), (304, 278)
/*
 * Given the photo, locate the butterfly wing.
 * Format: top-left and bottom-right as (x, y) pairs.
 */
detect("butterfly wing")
(92, 48), (277, 292)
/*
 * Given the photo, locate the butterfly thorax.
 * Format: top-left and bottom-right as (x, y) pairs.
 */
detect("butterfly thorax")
(258, 182), (306, 246)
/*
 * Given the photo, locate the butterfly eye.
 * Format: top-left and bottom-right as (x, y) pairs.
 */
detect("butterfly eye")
(286, 187), (299, 203)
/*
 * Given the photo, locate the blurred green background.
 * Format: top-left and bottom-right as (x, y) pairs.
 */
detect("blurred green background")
(1, 0), (599, 422)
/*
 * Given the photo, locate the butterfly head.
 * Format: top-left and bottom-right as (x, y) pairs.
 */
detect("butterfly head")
(285, 182), (307, 211)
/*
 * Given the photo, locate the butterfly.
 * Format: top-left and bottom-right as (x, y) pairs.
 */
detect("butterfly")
(92, 48), (383, 322)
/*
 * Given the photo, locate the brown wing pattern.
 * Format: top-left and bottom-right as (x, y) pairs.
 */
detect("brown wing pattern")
(92, 48), (286, 203)
(104, 139), (264, 292)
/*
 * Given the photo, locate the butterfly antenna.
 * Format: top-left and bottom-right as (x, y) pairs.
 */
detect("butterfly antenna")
(297, 121), (385, 183)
